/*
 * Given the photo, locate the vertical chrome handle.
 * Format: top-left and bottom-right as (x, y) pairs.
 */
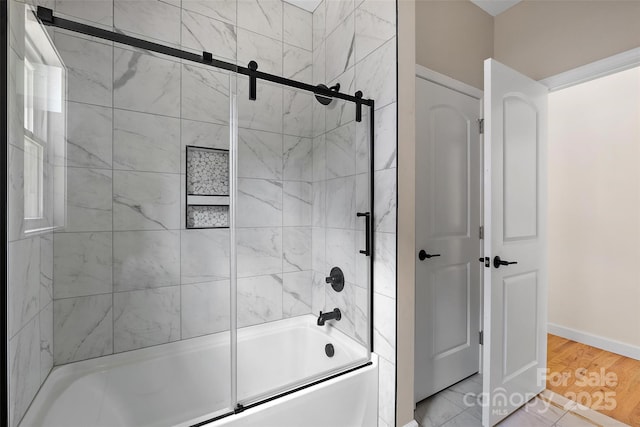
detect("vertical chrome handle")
(357, 212), (371, 256)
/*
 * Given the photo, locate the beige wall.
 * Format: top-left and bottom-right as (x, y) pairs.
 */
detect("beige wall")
(415, 0), (640, 88)
(548, 67), (640, 348)
(415, 0), (493, 89)
(494, 0), (640, 80)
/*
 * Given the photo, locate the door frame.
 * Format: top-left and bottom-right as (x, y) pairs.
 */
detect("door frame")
(414, 64), (485, 379)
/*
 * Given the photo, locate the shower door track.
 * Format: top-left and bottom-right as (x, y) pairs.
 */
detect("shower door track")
(22, 5), (379, 427)
(34, 7), (374, 108)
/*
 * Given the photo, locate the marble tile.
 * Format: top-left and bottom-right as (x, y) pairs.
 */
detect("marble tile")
(355, 0), (395, 62)
(325, 11), (354, 82)
(311, 270), (326, 313)
(39, 302), (53, 382)
(56, 0), (113, 25)
(440, 410), (482, 427)
(283, 45), (313, 84)
(353, 285), (368, 344)
(113, 171), (180, 231)
(312, 135), (326, 182)
(181, 229), (230, 284)
(182, 9), (236, 61)
(54, 32), (113, 107)
(54, 294), (113, 364)
(283, 181), (312, 226)
(113, 47), (181, 117)
(312, 0), (325, 49)
(415, 389), (467, 427)
(8, 144), (25, 242)
(237, 28), (283, 76)
(113, 286), (180, 352)
(113, 230), (180, 291)
(326, 228), (355, 283)
(326, 121), (356, 178)
(312, 181), (326, 227)
(283, 136), (313, 181)
(64, 168), (112, 231)
(40, 234), (53, 310)
(9, 316), (40, 427)
(66, 102), (113, 169)
(237, 227), (282, 277)
(114, 0), (181, 45)
(182, 64), (231, 124)
(326, 0), (354, 35)
(182, 120), (229, 173)
(53, 232), (113, 299)
(182, 280), (231, 339)
(237, 0), (283, 41)
(326, 176), (356, 229)
(373, 292), (395, 363)
(325, 280), (355, 338)
(355, 36), (396, 109)
(311, 226), (326, 272)
(374, 167), (396, 233)
(283, 89), (314, 137)
(9, 237), (41, 338)
(238, 77), (283, 134)
(182, 0), (236, 24)
(64, 167), (113, 232)
(373, 101), (397, 171)
(283, 271), (312, 317)
(237, 274), (283, 328)
(325, 67), (355, 130)
(522, 397), (566, 425)
(284, 3), (312, 50)
(373, 231), (395, 298)
(497, 408), (553, 427)
(113, 109), (180, 173)
(237, 178), (283, 227)
(238, 128), (283, 180)
(355, 173), (370, 229)
(283, 227), (312, 272)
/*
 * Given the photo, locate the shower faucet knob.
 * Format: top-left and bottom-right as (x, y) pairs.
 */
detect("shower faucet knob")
(325, 267), (345, 292)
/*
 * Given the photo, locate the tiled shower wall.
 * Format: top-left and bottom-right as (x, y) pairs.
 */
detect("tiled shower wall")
(312, 1), (397, 426)
(44, 0), (317, 366)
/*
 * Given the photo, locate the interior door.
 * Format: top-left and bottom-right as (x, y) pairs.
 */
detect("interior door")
(482, 59), (548, 426)
(415, 77), (481, 402)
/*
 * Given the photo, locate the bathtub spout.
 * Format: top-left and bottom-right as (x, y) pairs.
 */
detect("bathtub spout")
(317, 308), (342, 326)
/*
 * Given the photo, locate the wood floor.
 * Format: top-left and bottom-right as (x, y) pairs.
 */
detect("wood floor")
(547, 334), (640, 426)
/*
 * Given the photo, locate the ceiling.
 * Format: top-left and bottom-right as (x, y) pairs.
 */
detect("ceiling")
(469, 0), (523, 16)
(284, 0), (523, 17)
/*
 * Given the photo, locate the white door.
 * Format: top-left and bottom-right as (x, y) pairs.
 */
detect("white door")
(482, 59), (548, 426)
(415, 77), (482, 402)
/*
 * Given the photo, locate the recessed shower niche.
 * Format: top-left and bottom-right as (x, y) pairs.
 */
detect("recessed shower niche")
(186, 145), (230, 229)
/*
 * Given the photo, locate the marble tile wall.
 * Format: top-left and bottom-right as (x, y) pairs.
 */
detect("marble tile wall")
(312, 1), (397, 425)
(36, 0), (316, 371)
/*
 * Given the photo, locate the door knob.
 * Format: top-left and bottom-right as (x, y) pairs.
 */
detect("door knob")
(493, 256), (518, 268)
(418, 250), (441, 261)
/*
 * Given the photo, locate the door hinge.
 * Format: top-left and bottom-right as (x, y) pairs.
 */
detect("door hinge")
(478, 118), (484, 134)
(479, 226), (484, 240)
(479, 330), (484, 345)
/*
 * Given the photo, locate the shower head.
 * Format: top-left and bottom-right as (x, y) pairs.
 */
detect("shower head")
(314, 83), (340, 105)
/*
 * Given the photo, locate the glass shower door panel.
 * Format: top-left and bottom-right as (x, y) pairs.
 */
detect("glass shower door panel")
(234, 83), (372, 405)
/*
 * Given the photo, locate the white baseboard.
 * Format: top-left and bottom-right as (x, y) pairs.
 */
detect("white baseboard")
(548, 323), (640, 361)
(402, 420), (419, 427)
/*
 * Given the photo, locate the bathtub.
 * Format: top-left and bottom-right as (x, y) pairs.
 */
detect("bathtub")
(20, 315), (378, 427)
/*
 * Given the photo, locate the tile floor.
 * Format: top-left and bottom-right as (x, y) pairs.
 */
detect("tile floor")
(414, 374), (629, 427)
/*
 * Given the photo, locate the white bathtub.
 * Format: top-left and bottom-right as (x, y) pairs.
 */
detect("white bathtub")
(20, 315), (378, 427)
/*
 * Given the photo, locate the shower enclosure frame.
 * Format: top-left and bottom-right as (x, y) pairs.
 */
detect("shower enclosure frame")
(1, 4), (377, 426)
(1, 0), (9, 425)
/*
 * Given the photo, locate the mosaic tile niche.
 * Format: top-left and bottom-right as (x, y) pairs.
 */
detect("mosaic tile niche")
(186, 146), (230, 228)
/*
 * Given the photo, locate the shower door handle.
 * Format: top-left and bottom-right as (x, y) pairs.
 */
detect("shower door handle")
(357, 212), (371, 256)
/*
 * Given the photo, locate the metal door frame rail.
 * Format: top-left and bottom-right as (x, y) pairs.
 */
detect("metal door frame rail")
(35, 7), (373, 113)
